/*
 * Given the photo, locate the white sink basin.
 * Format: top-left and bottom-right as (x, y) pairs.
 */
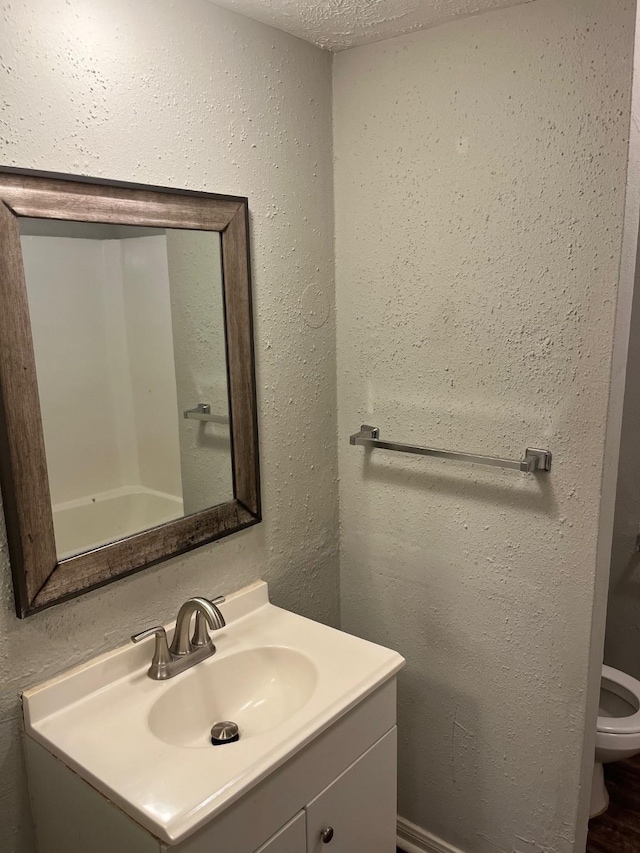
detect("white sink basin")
(148, 646), (317, 748)
(22, 581), (404, 845)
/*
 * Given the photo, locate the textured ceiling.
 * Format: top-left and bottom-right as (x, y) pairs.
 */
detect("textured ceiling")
(207, 0), (535, 51)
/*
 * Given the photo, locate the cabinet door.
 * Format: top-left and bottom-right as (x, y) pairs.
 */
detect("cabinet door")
(254, 811), (306, 853)
(305, 728), (397, 853)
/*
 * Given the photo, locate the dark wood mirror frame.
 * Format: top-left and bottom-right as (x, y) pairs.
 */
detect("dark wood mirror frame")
(0, 168), (261, 617)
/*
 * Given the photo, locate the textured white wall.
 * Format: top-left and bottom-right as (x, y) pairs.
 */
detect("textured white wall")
(0, 1), (337, 850)
(333, 1), (635, 851)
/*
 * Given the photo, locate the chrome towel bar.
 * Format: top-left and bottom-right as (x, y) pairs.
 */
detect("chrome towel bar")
(183, 403), (229, 425)
(349, 425), (552, 473)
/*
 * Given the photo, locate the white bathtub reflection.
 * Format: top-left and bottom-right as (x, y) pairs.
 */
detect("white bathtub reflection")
(53, 487), (184, 559)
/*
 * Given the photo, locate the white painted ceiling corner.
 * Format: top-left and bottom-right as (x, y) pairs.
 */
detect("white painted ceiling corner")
(204, 0), (537, 51)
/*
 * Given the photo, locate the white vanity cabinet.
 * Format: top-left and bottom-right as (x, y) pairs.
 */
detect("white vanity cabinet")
(304, 729), (397, 853)
(255, 813), (306, 853)
(253, 729), (396, 853)
(26, 680), (399, 853)
(23, 583), (405, 853)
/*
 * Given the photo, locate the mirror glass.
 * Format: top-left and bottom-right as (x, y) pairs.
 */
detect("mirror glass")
(19, 219), (233, 559)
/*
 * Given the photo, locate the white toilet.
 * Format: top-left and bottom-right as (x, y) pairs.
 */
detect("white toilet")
(592, 664), (640, 817)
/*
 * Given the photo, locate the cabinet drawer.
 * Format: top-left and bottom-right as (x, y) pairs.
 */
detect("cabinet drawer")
(305, 728), (397, 853)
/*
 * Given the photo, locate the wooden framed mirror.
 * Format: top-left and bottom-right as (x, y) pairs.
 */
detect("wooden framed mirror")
(0, 168), (260, 617)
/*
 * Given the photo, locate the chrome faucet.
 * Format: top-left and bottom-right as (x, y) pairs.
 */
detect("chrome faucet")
(131, 595), (225, 680)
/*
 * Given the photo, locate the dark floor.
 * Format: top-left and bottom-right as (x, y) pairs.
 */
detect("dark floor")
(588, 754), (640, 852)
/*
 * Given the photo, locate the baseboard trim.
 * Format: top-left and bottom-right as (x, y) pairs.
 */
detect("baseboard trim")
(397, 817), (465, 853)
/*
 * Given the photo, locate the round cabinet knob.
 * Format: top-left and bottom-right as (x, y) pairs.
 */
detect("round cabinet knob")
(320, 827), (334, 844)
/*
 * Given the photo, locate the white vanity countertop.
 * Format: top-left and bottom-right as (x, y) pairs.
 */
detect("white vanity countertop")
(21, 581), (405, 844)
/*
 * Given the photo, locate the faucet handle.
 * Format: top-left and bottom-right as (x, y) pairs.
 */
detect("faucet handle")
(131, 626), (173, 679)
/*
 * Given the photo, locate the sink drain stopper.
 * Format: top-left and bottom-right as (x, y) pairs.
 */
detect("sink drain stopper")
(210, 721), (240, 745)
